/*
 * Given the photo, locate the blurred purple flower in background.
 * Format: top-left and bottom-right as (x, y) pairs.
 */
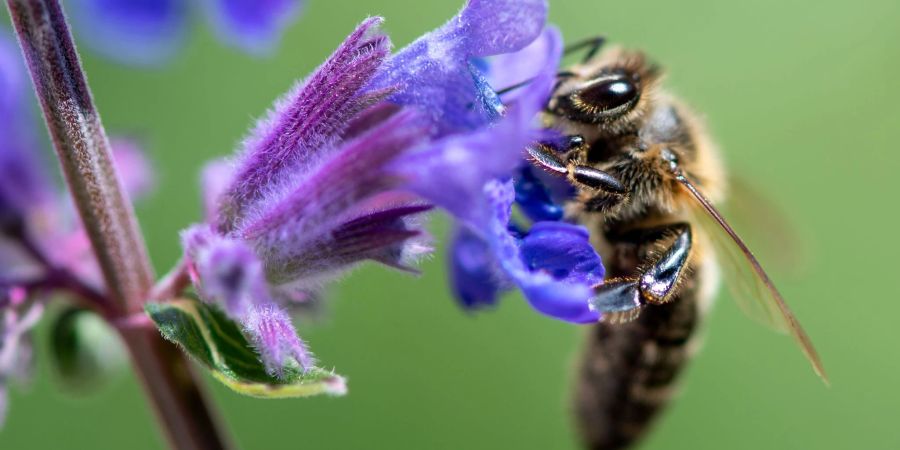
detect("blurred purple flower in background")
(1, 37), (61, 420)
(0, 33), (155, 425)
(65, 0), (303, 66)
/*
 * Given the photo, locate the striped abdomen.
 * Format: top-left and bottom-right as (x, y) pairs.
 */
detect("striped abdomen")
(574, 229), (708, 449)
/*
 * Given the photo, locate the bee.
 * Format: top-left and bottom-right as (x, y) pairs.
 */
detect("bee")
(524, 37), (827, 449)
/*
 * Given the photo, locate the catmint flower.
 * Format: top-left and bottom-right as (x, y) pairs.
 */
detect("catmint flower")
(184, 0), (608, 376)
(368, 0), (547, 136)
(366, 0), (606, 322)
(371, 0), (558, 225)
(366, 5), (608, 323)
(66, 0), (303, 66)
(185, 17), (432, 376)
(474, 180), (604, 323)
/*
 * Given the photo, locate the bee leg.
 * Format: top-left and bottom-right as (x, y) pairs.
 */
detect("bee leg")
(526, 139), (627, 195)
(591, 223), (693, 321)
(590, 278), (644, 323)
(621, 222), (694, 305)
(564, 36), (606, 63)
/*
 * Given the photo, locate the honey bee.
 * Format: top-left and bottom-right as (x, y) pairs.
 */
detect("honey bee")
(524, 37), (827, 449)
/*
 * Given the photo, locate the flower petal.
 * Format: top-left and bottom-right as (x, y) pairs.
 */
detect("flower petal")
(203, 0), (303, 55)
(519, 222), (605, 287)
(239, 109), (428, 284)
(219, 17), (392, 230)
(459, 0), (548, 57)
(448, 225), (507, 309)
(514, 165), (565, 222)
(328, 204), (433, 272)
(181, 225), (314, 375)
(368, 0), (548, 135)
(393, 30), (561, 228)
(182, 225), (264, 318)
(482, 180), (601, 323)
(484, 26), (562, 100)
(66, 0), (188, 67)
(201, 159), (235, 222)
(243, 302), (314, 377)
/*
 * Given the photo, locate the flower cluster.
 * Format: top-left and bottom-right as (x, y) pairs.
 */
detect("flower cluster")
(181, 0), (607, 377)
(2, 0), (608, 417)
(66, 0), (303, 66)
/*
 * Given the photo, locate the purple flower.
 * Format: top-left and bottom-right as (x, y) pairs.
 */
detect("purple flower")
(449, 225), (506, 309)
(377, 16), (607, 323)
(184, 18), (432, 375)
(66, 0), (303, 67)
(368, 0), (548, 136)
(183, 0), (607, 375)
(0, 35), (53, 231)
(379, 7), (560, 226)
(111, 137), (156, 201)
(452, 180), (604, 323)
(204, 0), (303, 55)
(364, 1), (607, 322)
(182, 226), (313, 374)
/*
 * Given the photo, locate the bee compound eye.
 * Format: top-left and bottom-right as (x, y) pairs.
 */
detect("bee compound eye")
(577, 76), (639, 113)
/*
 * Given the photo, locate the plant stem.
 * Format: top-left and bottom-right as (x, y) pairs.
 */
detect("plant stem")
(5, 1), (231, 448)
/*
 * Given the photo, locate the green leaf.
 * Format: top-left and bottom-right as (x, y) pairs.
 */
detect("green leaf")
(49, 308), (126, 392)
(145, 299), (346, 398)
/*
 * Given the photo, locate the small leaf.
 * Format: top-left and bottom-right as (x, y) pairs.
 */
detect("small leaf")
(49, 308), (126, 392)
(145, 298), (346, 398)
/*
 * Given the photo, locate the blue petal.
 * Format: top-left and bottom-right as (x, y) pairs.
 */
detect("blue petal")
(0, 35), (53, 218)
(394, 29), (561, 228)
(368, 0), (548, 136)
(67, 0), (188, 67)
(514, 165), (564, 222)
(485, 26), (562, 102)
(518, 282), (599, 324)
(459, 0), (547, 56)
(519, 222), (605, 287)
(449, 226), (507, 309)
(203, 0), (303, 55)
(483, 180), (602, 323)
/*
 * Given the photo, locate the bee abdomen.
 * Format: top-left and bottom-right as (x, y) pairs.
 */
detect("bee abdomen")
(574, 284), (701, 450)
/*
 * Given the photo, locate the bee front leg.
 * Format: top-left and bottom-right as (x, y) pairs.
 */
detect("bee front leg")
(526, 138), (627, 197)
(591, 223), (693, 322)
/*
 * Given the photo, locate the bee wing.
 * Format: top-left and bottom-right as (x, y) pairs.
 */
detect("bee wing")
(722, 176), (808, 273)
(676, 173), (828, 383)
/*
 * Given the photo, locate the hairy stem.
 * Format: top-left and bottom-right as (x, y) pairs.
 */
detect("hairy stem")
(5, 1), (231, 448)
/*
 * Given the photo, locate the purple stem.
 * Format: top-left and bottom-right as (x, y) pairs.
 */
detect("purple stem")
(11, 226), (113, 313)
(4, 1), (231, 448)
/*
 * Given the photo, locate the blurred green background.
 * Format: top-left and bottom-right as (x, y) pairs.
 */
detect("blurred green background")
(2, 0), (899, 448)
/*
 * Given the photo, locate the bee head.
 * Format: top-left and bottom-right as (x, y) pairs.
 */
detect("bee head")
(549, 48), (660, 132)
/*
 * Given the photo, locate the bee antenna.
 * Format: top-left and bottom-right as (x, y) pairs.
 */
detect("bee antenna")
(495, 71), (577, 97)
